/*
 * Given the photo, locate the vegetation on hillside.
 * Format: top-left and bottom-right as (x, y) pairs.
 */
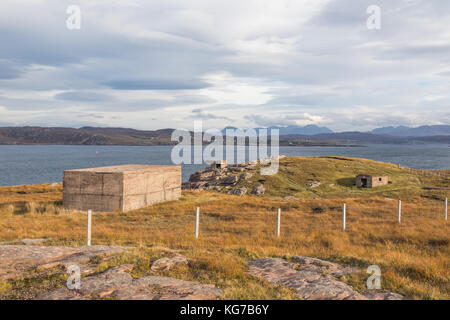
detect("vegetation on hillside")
(0, 157), (448, 300)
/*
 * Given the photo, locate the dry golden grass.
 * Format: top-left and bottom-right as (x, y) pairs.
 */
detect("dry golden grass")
(0, 190), (448, 299)
(0, 157), (448, 299)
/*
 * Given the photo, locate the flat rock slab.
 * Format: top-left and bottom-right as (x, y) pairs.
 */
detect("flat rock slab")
(0, 244), (222, 300)
(0, 238), (48, 246)
(36, 264), (223, 300)
(151, 254), (190, 271)
(248, 257), (404, 300)
(0, 245), (129, 279)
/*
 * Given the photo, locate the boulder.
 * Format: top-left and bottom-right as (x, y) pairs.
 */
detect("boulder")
(151, 254), (190, 271)
(228, 187), (247, 196)
(189, 181), (208, 190)
(248, 257), (404, 300)
(181, 182), (191, 190)
(221, 175), (239, 185)
(189, 170), (215, 182)
(240, 172), (253, 180)
(252, 184), (265, 195)
(307, 181), (321, 188)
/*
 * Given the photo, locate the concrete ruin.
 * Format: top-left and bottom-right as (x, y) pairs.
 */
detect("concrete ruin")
(356, 175), (389, 188)
(63, 164), (181, 212)
(211, 160), (227, 169)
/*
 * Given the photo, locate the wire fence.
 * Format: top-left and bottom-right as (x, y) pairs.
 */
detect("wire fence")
(403, 167), (450, 179)
(80, 198), (448, 245)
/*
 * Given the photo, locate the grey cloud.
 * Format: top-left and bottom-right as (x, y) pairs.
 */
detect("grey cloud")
(0, 60), (23, 79)
(55, 91), (113, 102)
(377, 44), (450, 61)
(103, 79), (211, 90)
(0, 0), (449, 130)
(190, 108), (232, 121)
(77, 113), (104, 119)
(245, 114), (302, 127)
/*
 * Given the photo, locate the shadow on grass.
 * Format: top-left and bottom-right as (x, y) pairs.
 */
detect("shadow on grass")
(336, 177), (356, 188)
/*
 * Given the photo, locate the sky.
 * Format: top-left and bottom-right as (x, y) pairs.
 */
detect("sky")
(0, 0), (449, 131)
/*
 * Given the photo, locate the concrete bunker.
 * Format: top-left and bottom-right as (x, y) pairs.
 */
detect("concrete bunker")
(63, 164), (181, 212)
(356, 175), (389, 188)
(211, 160), (227, 169)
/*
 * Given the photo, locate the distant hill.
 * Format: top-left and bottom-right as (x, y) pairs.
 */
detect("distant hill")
(222, 125), (333, 136)
(0, 126), (448, 145)
(370, 125), (450, 137)
(268, 125), (333, 135)
(0, 126), (176, 145)
(282, 131), (450, 144)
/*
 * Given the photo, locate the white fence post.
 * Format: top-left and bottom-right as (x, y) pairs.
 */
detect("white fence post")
(398, 200), (402, 224)
(276, 208), (281, 237)
(342, 203), (346, 231)
(87, 210), (92, 246)
(445, 198), (448, 221)
(195, 207), (200, 238)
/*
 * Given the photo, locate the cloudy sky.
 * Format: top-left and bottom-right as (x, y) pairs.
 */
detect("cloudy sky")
(0, 0), (449, 131)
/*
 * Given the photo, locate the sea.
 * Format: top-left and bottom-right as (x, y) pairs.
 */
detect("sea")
(0, 144), (448, 187)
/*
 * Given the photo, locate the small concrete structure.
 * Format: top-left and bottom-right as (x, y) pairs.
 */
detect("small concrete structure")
(211, 160), (227, 169)
(356, 175), (389, 188)
(63, 164), (181, 212)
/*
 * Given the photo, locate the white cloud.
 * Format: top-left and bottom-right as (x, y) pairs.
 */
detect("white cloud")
(0, 0), (449, 130)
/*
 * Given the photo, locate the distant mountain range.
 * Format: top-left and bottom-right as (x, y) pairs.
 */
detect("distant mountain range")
(222, 125), (333, 135)
(0, 125), (448, 145)
(224, 124), (450, 137)
(267, 125), (333, 135)
(369, 125), (450, 137)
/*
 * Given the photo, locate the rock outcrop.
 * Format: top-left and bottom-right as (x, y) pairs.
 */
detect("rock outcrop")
(151, 254), (190, 271)
(183, 158), (281, 194)
(252, 184), (265, 195)
(0, 243), (223, 300)
(228, 187), (247, 196)
(36, 264), (222, 300)
(0, 244), (129, 279)
(248, 257), (404, 300)
(307, 181), (321, 188)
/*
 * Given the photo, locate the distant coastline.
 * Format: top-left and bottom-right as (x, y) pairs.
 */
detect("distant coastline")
(0, 126), (449, 146)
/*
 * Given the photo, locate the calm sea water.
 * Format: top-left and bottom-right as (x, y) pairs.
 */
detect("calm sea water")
(0, 144), (448, 187)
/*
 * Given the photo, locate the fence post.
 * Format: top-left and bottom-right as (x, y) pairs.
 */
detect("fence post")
(276, 208), (281, 237)
(87, 210), (92, 246)
(445, 198), (448, 221)
(195, 207), (200, 238)
(342, 203), (346, 231)
(398, 200), (402, 224)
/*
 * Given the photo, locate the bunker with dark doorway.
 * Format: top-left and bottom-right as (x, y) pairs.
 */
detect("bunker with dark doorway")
(356, 175), (389, 188)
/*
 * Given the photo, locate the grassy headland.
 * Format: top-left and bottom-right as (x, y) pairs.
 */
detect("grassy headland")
(0, 157), (448, 299)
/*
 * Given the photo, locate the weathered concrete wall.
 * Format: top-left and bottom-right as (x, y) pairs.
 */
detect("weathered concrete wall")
(371, 176), (389, 188)
(63, 164), (181, 212)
